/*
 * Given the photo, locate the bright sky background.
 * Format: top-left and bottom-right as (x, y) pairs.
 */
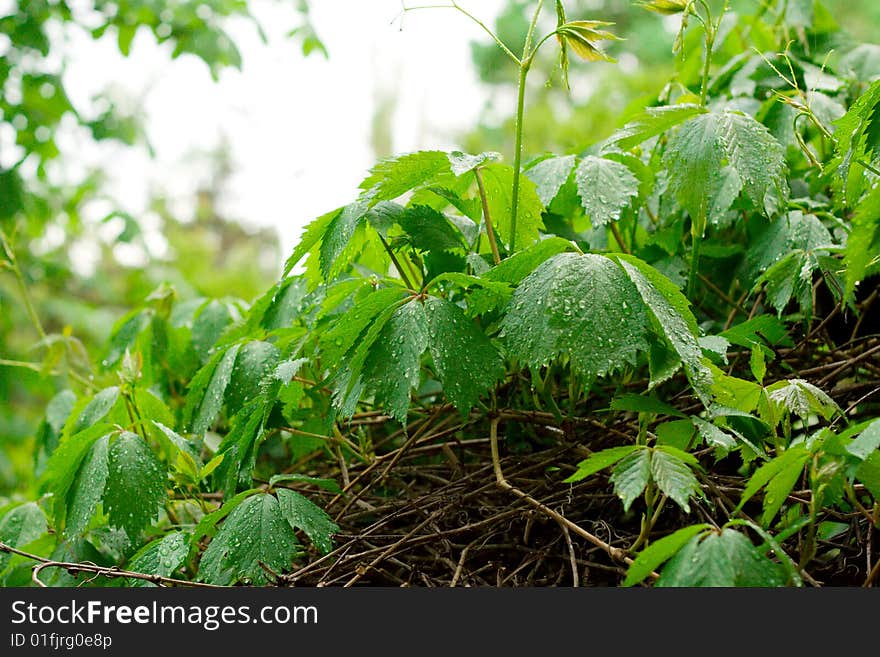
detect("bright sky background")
(61, 1), (506, 256)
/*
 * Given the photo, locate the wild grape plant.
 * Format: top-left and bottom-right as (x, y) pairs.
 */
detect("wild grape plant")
(1, 0), (879, 588)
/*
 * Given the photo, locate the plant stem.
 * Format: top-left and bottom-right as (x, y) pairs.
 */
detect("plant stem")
(609, 223), (630, 254)
(509, 0), (544, 255)
(489, 417), (638, 568)
(378, 233), (416, 290)
(696, 0), (716, 107)
(509, 60), (530, 256)
(474, 167), (501, 265)
(401, 2), (520, 66)
(687, 214), (703, 298)
(0, 227), (46, 340)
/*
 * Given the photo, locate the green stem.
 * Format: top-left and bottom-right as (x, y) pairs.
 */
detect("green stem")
(696, 0), (716, 106)
(0, 228), (46, 340)
(687, 219), (703, 299)
(631, 482), (657, 552)
(610, 223), (630, 254)
(378, 234), (416, 291)
(510, 60), (531, 255)
(856, 158), (880, 178)
(0, 359), (45, 372)
(402, 2), (520, 66)
(474, 167), (501, 265)
(509, 0), (544, 255)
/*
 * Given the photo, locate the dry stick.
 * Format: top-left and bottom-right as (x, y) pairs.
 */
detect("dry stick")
(791, 299), (842, 354)
(296, 457), (563, 583)
(863, 554), (880, 588)
(699, 273), (748, 317)
(330, 412), (457, 521)
(839, 385), (880, 421)
(488, 417), (637, 570)
(850, 287), (879, 343)
(723, 288), (749, 331)
(558, 522), (579, 587)
(450, 542), (474, 587)
(817, 343), (880, 387)
(474, 167), (502, 265)
(342, 509), (445, 587)
(0, 541), (219, 588)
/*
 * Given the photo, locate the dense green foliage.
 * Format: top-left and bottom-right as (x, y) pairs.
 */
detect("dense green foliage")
(2, 0), (879, 587)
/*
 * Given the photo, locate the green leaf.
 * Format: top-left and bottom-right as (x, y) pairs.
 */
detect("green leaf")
(103, 432), (167, 540)
(127, 531), (189, 586)
(760, 452), (808, 526)
(72, 386), (120, 434)
(424, 296), (505, 412)
(104, 311), (151, 368)
(555, 20), (620, 62)
(153, 422), (203, 481)
(750, 343), (767, 385)
(226, 341), (280, 414)
(320, 287), (410, 370)
(765, 379), (840, 421)
(610, 393), (686, 418)
(830, 79), (880, 206)
(479, 163), (544, 250)
(499, 253), (648, 382)
(198, 492), (299, 585)
(483, 236), (577, 285)
(525, 155), (576, 206)
(691, 417), (737, 451)
(191, 300), (235, 359)
(664, 110), (787, 222)
(398, 205), (466, 252)
(359, 300), (428, 424)
(42, 423), (114, 529)
(623, 523), (711, 586)
(425, 187), (481, 223)
(184, 344), (241, 434)
(564, 445), (639, 483)
(447, 150), (500, 176)
(604, 104), (707, 150)
(0, 166), (25, 227)
(756, 251), (813, 314)
(856, 452), (880, 499)
(617, 255), (713, 403)
(844, 184), (880, 301)
(847, 419), (880, 460)
(736, 444), (810, 519)
(656, 420), (696, 450)
(0, 503), (48, 572)
(65, 434), (110, 537)
(331, 301), (403, 417)
(575, 155), (640, 227)
(359, 150), (451, 203)
(610, 448), (652, 511)
(656, 528), (786, 586)
(191, 488), (259, 548)
(319, 200), (368, 280)
(720, 314), (793, 349)
(275, 488), (338, 555)
(637, 0), (690, 16)
(650, 448), (701, 512)
(283, 207), (339, 276)
(744, 211), (833, 285)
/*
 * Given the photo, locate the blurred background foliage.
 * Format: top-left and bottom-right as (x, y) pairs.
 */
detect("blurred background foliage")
(0, 0), (314, 495)
(463, 0), (880, 158)
(1, 0), (878, 499)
